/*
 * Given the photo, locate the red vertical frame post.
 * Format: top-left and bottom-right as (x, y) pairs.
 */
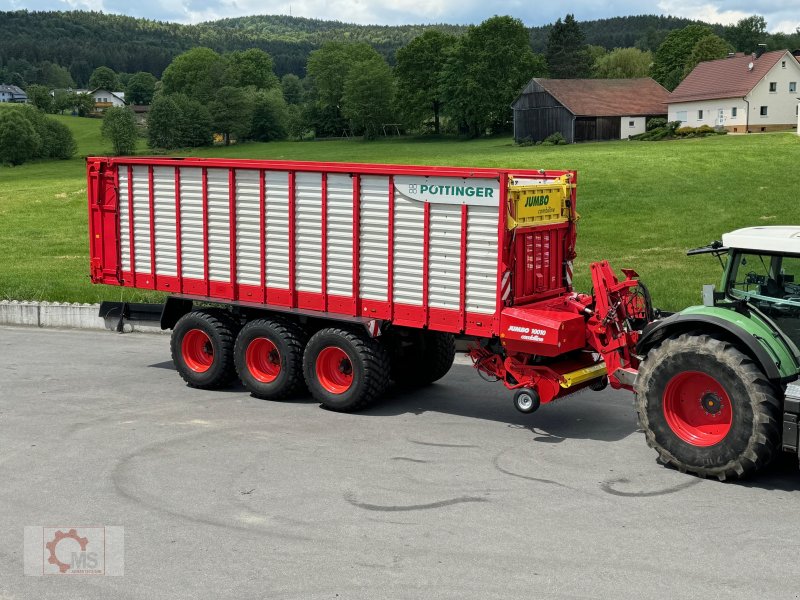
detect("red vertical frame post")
(126, 165), (135, 285)
(494, 173), (509, 332)
(174, 167), (183, 293)
(288, 171), (297, 307)
(259, 169), (267, 301)
(459, 203), (468, 331)
(147, 165), (156, 288)
(387, 175), (395, 319)
(202, 167), (210, 296)
(228, 168), (237, 300)
(422, 201), (431, 325)
(351, 174), (361, 316)
(321, 173), (328, 311)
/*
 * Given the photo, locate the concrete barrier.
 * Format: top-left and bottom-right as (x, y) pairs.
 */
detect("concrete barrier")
(0, 301), (165, 333)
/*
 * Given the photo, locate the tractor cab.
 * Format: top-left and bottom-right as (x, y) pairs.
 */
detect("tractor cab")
(722, 227), (800, 350)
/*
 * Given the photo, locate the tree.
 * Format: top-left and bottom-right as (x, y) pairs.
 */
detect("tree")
(209, 86), (254, 144)
(0, 110), (41, 165)
(441, 16), (545, 136)
(651, 25), (714, 91)
(102, 107), (138, 155)
(546, 14), (593, 79)
(306, 42), (380, 135)
(52, 90), (76, 114)
(161, 48), (226, 103)
(75, 93), (96, 117)
(683, 34), (732, 76)
(147, 94), (212, 149)
(725, 15), (768, 53)
(35, 61), (74, 88)
(26, 84), (53, 112)
(40, 118), (77, 159)
(126, 72), (157, 104)
(251, 88), (289, 141)
(594, 48), (653, 78)
(395, 30), (457, 133)
(225, 48), (278, 90)
(281, 74), (304, 105)
(89, 66), (120, 90)
(342, 56), (395, 140)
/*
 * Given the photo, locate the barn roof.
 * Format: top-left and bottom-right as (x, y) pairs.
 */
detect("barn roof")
(514, 78), (669, 117)
(670, 50), (789, 103)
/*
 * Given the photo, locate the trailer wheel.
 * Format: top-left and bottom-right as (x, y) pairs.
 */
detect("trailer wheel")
(635, 333), (781, 480)
(390, 330), (456, 387)
(303, 328), (390, 412)
(234, 317), (307, 400)
(171, 309), (238, 389)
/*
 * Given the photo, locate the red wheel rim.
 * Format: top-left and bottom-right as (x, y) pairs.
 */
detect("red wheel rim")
(663, 371), (733, 447)
(246, 337), (282, 383)
(182, 329), (214, 373)
(315, 346), (354, 394)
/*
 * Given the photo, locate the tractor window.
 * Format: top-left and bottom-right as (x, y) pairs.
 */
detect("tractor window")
(729, 252), (800, 346)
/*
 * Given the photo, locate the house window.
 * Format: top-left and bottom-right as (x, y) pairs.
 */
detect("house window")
(790, 82), (797, 92)
(697, 109), (703, 120)
(629, 120), (635, 127)
(769, 82), (777, 92)
(731, 107), (738, 117)
(760, 106), (768, 116)
(676, 110), (687, 122)
(783, 61), (787, 68)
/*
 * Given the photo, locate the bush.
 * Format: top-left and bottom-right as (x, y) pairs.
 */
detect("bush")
(0, 110), (41, 165)
(543, 132), (567, 145)
(102, 107), (138, 155)
(41, 119), (77, 159)
(646, 117), (667, 131)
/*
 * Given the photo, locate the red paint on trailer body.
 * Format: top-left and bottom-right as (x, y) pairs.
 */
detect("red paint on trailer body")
(87, 157), (581, 340)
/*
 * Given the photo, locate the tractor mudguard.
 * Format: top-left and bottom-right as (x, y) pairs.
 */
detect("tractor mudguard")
(637, 310), (796, 383)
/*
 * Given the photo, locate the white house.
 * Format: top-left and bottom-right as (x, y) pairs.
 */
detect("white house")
(89, 88), (126, 110)
(668, 48), (800, 133)
(0, 84), (28, 103)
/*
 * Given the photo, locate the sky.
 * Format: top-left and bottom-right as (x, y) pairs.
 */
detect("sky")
(1, 0), (798, 33)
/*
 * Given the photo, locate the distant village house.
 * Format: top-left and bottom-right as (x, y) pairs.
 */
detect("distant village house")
(512, 78), (669, 143)
(0, 84), (28, 103)
(669, 47), (800, 133)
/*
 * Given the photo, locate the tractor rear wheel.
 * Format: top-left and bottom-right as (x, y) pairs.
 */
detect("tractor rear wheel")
(234, 317), (307, 400)
(635, 333), (781, 480)
(389, 329), (456, 387)
(303, 328), (390, 412)
(171, 309), (238, 389)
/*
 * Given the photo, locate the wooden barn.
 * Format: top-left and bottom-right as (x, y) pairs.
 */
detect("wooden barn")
(512, 78), (669, 143)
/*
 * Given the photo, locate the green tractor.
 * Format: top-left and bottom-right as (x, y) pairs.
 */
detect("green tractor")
(635, 226), (800, 480)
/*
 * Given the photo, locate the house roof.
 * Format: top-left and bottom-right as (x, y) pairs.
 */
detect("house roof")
(522, 78), (669, 117)
(88, 88), (126, 102)
(0, 84), (26, 95)
(670, 50), (790, 103)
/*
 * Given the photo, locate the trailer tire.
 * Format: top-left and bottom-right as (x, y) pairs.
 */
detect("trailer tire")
(390, 330), (456, 387)
(303, 328), (390, 412)
(234, 317), (307, 400)
(634, 333), (781, 481)
(171, 309), (238, 389)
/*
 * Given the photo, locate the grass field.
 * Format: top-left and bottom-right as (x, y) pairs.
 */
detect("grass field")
(1, 123), (799, 311)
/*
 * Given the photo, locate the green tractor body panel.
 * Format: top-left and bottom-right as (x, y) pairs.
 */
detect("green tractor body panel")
(677, 304), (799, 380)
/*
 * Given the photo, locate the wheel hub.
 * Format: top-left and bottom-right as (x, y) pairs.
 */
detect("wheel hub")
(701, 392), (723, 415)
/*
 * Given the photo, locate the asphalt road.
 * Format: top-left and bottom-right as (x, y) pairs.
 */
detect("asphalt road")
(1, 325), (800, 599)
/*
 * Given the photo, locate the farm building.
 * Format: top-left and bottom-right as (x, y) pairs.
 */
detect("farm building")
(668, 48), (800, 133)
(512, 78), (669, 143)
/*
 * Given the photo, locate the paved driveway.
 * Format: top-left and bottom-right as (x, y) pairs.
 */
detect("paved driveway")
(1, 326), (799, 599)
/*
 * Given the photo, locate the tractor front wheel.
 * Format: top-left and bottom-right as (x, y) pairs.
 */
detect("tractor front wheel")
(635, 333), (781, 480)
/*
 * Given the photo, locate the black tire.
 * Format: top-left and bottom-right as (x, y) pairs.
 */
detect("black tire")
(303, 327), (390, 412)
(389, 329), (456, 387)
(234, 317), (307, 400)
(635, 333), (781, 481)
(171, 309), (238, 389)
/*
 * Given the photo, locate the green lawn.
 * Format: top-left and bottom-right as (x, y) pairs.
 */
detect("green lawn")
(1, 129), (799, 310)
